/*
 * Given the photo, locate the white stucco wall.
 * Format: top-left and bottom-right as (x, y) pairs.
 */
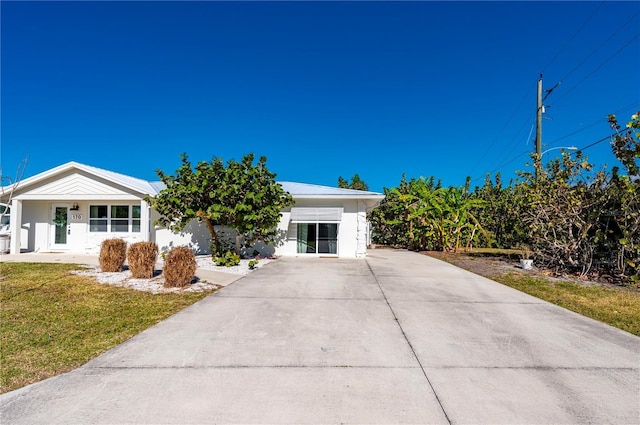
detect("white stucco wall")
(273, 199), (364, 258)
(150, 199), (367, 258)
(15, 200), (149, 253)
(20, 200), (48, 252)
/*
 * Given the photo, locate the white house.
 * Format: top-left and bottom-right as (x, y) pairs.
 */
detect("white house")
(2, 162), (383, 258)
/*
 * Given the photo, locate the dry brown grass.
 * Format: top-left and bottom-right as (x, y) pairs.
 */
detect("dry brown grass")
(163, 246), (197, 287)
(99, 238), (127, 272)
(127, 242), (158, 278)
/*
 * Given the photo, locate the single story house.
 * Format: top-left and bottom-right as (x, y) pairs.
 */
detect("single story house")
(2, 162), (384, 258)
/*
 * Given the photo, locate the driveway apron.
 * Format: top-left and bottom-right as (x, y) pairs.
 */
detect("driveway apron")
(1, 250), (638, 424)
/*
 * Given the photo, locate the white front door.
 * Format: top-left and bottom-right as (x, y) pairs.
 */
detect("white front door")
(50, 204), (70, 250)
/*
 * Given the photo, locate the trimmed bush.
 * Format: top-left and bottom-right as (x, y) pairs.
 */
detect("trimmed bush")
(127, 242), (158, 279)
(99, 238), (127, 272)
(163, 246), (197, 288)
(214, 251), (240, 267)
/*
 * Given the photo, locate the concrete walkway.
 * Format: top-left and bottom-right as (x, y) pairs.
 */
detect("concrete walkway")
(1, 249), (638, 424)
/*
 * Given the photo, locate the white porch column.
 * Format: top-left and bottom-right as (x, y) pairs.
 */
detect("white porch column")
(140, 199), (150, 242)
(355, 200), (367, 258)
(9, 199), (22, 254)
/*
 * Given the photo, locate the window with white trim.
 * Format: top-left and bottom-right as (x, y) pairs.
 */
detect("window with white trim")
(89, 204), (141, 233)
(296, 223), (338, 254)
(0, 204), (10, 227)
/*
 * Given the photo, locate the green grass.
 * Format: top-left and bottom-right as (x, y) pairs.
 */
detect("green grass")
(492, 272), (640, 336)
(424, 251), (640, 337)
(0, 262), (215, 394)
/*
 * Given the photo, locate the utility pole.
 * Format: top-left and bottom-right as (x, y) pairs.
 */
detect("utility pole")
(536, 74), (543, 158)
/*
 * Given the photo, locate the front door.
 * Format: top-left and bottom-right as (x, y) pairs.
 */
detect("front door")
(50, 204), (70, 250)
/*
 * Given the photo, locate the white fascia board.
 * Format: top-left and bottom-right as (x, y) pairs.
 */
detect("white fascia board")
(291, 194), (385, 200)
(15, 193), (142, 201)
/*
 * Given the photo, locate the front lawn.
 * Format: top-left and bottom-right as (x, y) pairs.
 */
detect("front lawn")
(0, 262), (215, 394)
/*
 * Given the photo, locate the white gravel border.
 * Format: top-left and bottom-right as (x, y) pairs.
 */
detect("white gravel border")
(70, 256), (275, 294)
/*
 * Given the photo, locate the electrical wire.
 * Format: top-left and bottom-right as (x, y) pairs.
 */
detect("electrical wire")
(557, 10), (640, 84)
(554, 31), (640, 104)
(542, 2), (605, 73)
(545, 100), (640, 146)
(468, 81), (536, 176)
(471, 101), (639, 183)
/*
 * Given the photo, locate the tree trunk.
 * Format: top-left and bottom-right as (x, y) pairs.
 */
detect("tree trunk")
(203, 217), (220, 254)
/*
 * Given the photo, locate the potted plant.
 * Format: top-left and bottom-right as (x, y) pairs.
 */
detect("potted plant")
(519, 245), (533, 270)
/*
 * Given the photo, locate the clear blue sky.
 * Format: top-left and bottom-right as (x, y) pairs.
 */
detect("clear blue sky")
(2, 1), (639, 192)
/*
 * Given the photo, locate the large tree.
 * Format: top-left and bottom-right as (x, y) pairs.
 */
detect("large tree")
(338, 174), (369, 191)
(148, 153), (294, 255)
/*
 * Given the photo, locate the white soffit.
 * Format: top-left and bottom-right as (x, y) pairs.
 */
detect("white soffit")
(290, 207), (343, 223)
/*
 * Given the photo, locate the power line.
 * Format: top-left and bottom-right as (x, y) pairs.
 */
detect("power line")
(545, 100), (640, 146)
(578, 133), (616, 152)
(554, 31), (640, 104)
(557, 9), (639, 84)
(542, 2), (605, 73)
(468, 81), (536, 176)
(471, 102), (639, 183)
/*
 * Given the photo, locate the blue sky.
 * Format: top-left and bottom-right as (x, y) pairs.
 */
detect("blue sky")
(2, 1), (639, 192)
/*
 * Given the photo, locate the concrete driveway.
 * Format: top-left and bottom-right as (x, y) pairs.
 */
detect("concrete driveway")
(1, 249), (638, 424)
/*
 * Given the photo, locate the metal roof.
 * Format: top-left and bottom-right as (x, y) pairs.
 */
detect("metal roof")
(277, 181), (383, 199)
(5, 162), (384, 201)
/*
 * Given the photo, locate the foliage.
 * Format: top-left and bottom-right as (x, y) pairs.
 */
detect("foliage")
(518, 150), (613, 277)
(369, 175), (486, 252)
(248, 259), (259, 270)
(148, 153), (294, 255)
(127, 242), (158, 279)
(0, 157), (28, 228)
(163, 246), (196, 287)
(337, 174), (369, 191)
(370, 112), (639, 285)
(99, 238), (127, 272)
(368, 175), (413, 248)
(1, 262), (211, 393)
(215, 251), (241, 267)
(472, 173), (528, 248)
(52, 209), (68, 227)
(607, 112), (640, 282)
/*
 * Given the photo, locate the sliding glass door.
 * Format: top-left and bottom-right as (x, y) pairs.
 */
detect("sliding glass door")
(297, 223), (337, 254)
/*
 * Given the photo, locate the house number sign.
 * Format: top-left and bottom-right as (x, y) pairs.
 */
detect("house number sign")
(71, 214), (83, 220)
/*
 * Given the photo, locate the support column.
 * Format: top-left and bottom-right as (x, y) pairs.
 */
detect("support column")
(140, 199), (151, 242)
(355, 200), (367, 258)
(9, 199), (22, 254)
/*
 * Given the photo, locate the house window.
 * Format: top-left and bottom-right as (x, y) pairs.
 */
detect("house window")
(90, 205), (108, 232)
(0, 204), (9, 228)
(89, 204), (141, 233)
(132, 205), (141, 232)
(111, 205), (129, 232)
(297, 223), (338, 254)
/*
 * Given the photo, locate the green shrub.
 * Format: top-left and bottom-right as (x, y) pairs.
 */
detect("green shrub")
(248, 259), (259, 270)
(99, 239), (127, 272)
(215, 251), (240, 267)
(163, 246), (197, 287)
(127, 242), (158, 278)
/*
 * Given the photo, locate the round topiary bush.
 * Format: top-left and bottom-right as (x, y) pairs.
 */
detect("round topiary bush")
(127, 242), (158, 279)
(163, 246), (197, 288)
(99, 238), (127, 272)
